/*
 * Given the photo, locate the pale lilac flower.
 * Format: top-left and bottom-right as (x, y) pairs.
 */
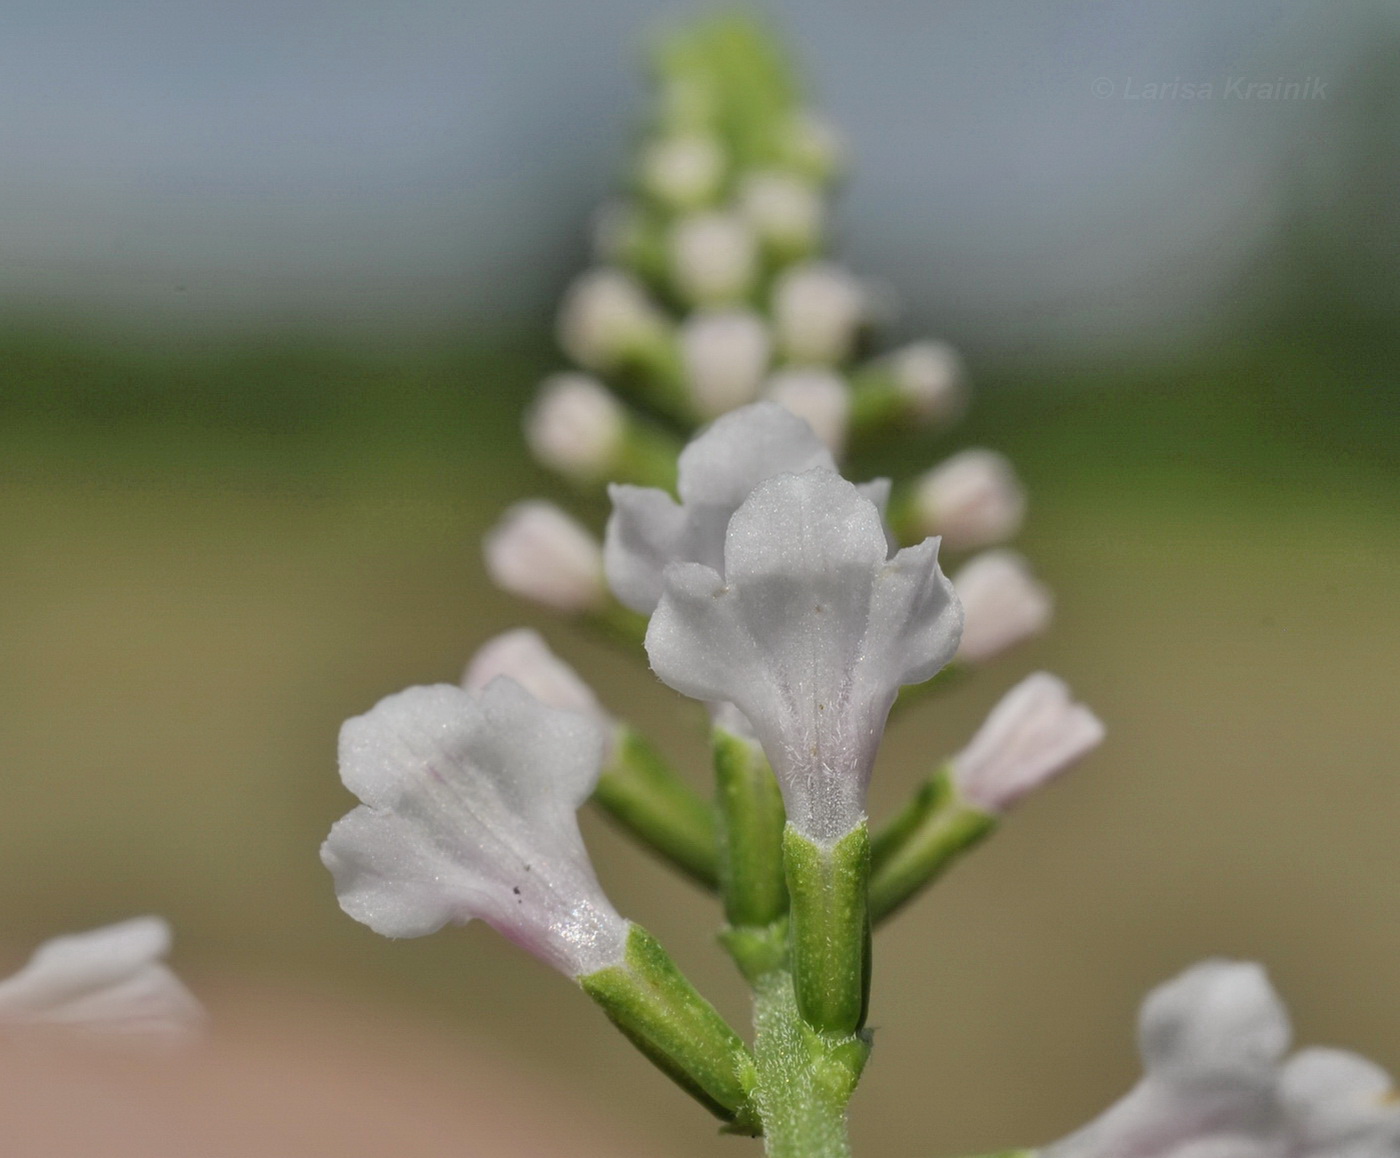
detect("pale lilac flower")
(913, 448), (1027, 550)
(640, 133), (725, 208)
(950, 673), (1102, 813)
(605, 401), (887, 615)
(462, 629), (609, 728)
(952, 550), (1054, 663)
(646, 468), (961, 842)
(885, 340), (966, 424)
(557, 268), (668, 372)
(322, 679), (629, 978)
(525, 373), (625, 482)
(1044, 960), (1400, 1158)
(0, 917), (203, 1041)
(484, 501), (607, 614)
(771, 261), (867, 365)
(738, 170), (823, 252)
(668, 211), (758, 304)
(679, 309), (773, 417)
(764, 367), (851, 456)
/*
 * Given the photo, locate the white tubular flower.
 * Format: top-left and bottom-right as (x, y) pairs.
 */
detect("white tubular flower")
(322, 679), (630, 978)
(952, 550), (1053, 664)
(0, 917), (203, 1041)
(463, 629), (609, 728)
(886, 340), (967, 424)
(1280, 1049), (1400, 1158)
(771, 261), (867, 365)
(605, 400), (861, 614)
(913, 448), (1027, 550)
(484, 501), (606, 613)
(679, 308), (772, 417)
(738, 170), (824, 253)
(640, 133), (725, 208)
(557, 268), (667, 372)
(764, 367), (851, 456)
(524, 373), (625, 482)
(668, 211), (758, 304)
(646, 468), (962, 842)
(950, 673), (1102, 814)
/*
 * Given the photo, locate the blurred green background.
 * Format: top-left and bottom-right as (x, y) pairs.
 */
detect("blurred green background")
(2, 3), (1398, 1156)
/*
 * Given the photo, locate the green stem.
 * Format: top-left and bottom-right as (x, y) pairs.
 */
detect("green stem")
(750, 970), (868, 1158)
(593, 726), (719, 888)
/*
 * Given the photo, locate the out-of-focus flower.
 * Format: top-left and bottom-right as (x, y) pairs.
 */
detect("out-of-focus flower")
(323, 680), (629, 978)
(950, 673), (1102, 814)
(1043, 960), (1400, 1158)
(668, 211), (758, 304)
(557, 269), (669, 372)
(525, 373), (626, 482)
(771, 261), (867, 365)
(679, 309), (772, 417)
(912, 448), (1026, 550)
(463, 629), (609, 729)
(738, 170), (823, 255)
(646, 468), (961, 842)
(640, 134), (725, 208)
(0, 917), (203, 1042)
(885, 341), (966, 424)
(952, 550), (1053, 663)
(764, 366), (851, 456)
(484, 501), (607, 613)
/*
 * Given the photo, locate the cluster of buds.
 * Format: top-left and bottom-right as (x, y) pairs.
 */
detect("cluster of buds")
(322, 15), (1394, 1158)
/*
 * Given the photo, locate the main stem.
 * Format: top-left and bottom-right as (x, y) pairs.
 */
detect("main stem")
(750, 970), (866, 1158)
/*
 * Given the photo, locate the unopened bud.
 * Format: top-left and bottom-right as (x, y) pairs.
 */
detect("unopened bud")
(913, 449), (1026, 550)
(764, 367), (851, 456)
(738, 170), (823, 256)
(525, 374), (626, 482)
(483, 501), (606, 613)
(771, 261), (866, 364)
(888, 341), (966, 424)
(640, 134), (725, 209)
(463, 628), (609, 727)
(950, 672), (1104, 814)
(668, 211), (758, 305)
(679, 309), (772, 417)
(557, 268), (667, 372)
(952, 550), (1053, 663)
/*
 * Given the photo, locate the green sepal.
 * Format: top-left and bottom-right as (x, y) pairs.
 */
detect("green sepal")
(848, 364), (910, 439)
(593, 726), (719, 888)
(719, 918), (789, 984)
(868, 767), (998, 923)
(713, 727), (788, 928)
(783, 822), (871, 1035)
(581, 924), (759, 1133)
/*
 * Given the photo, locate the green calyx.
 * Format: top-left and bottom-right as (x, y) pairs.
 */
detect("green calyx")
(713, 727), (789, 930)
(868, 766), (998, 923)
(783, 822), (871, 1036)
(581, 924), (759, 1133)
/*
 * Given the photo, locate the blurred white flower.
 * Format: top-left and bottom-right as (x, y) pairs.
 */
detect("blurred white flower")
(950, 673), (1102, 813)
(323, 680), (629, 977)
(463, 628), (609, 729)
(525, 373), (625, 482)
(738, 170), (823, 253)
(771, 261), (867, 364)
(952, 549), (1053, 663)
(557, 268), (667, 372)
(679, 308), (772, 417)
(0, 917), (203, 1042)
(484, 501), (606, 613)
(885, 340), (966, 424)
(646, 469), (961, 842)
(764, 366), (851, 456)
(913, 448), (1026, 550)
(668, 211), (758, 304)
(640, 133), (725, 208)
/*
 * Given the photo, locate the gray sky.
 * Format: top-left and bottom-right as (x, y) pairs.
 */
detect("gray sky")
(0, 0), (1385, 350)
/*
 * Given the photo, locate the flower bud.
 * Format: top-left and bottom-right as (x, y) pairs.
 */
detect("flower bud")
(463, 628), (608, 727)
(912, 449), (1026, 550)
(679, 309), (772, 417)
(952, 550), (1053, 663)
(764, 367), (851, 455)
(557, 268), (667, 371)
(525, 374), (626, 482)
(887, 341), (966, 424)
(483, 501), (606, 613)
(771, 261), (867, 364)
(668, 211), (758, 304)
(950, 673), (1103, 814)
(639, 133), (725, 208)
(738, 170), (823, 255)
